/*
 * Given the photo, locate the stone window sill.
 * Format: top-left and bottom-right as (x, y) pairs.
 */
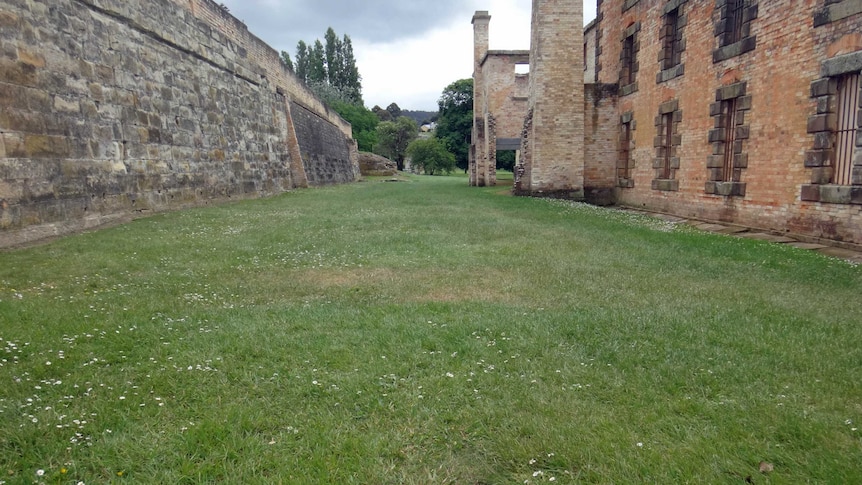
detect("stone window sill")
(713, 36), (756, 63)
(618, 178), (634, 188)
(801, 184), (862, 204)
(657, 64), (684, 84)
(705, 181), (746, 197)
(651, 179), (679, 191)
(620, 82), (638, 96)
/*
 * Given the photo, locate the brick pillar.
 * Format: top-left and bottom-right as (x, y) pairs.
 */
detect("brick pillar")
(471, 11), (491, 186)
(520, 0), (584, 197)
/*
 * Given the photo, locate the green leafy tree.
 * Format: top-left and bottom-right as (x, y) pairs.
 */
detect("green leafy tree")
(374, 116), (418, 171)
(331, 101), (379, 152)
(407, 138), (455, 175)
(386, 103), (402, 120)
(496, 150), (516, 171)
(435, 79), (473, 172)
(372, 105), (392, 122)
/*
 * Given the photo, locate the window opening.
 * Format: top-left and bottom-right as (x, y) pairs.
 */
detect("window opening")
(834, 73), (859, 185)
(619, 122), (632, 182)
(621, 34), (635, 86)
(663, 9), (682, 69)
(722, 98), (738, 182)
(726, 0), (745, 45)
(661, 112), (673, 179)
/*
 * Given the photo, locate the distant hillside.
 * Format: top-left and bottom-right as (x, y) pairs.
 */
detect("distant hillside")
(402, 110), (438, 125)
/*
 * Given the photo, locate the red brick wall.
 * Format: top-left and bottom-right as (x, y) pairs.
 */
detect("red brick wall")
(597, 0), (862, 245)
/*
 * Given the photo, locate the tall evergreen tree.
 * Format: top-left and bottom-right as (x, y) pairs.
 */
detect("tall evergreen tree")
(308, 40), (327, 84)
(280, 50), (294, 72)
(340, 34), (362, 103)
(324, 28), (343, 87)
(294, 41), (309, 83)
(292, 29), (363, 106)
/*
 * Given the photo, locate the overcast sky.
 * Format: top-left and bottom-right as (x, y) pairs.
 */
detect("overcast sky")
(217, 1), (598, 111)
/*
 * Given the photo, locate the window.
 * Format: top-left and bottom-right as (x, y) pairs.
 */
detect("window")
(621, 34), (635, 86)
(707, 82), (750, 196)
(658, 3), (686, 83)
(713, 0), (757, 62)
(802, 54), (862, 204)
(653, 100), (681, 191)
(834, 72), (859, 185)
(618, 113), (635, 187)
(725, 0), (745, 45)
(660, 112), (673, 179)
(662, 9), (682, 70)
(721, 98), (739, 182)
(619, 23), (641, 95)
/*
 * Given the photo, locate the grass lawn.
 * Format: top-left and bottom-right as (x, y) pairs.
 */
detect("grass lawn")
(1, 174), (860, 484)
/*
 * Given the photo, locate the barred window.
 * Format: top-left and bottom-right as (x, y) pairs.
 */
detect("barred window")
(833, 72), (859, 185)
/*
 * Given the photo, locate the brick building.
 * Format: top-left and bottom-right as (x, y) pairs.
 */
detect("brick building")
(474, 0), (862, 247)
(601, 0), (862, 246)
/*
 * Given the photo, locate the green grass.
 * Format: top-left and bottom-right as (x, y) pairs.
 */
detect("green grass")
(1, 175), (860, 484)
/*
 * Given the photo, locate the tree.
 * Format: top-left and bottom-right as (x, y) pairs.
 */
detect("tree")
(496, 150), (516, 171)
(308, 40), (327, 84)
(340, 35), (362, 102)
(386, 103), (402, 120)
(324, 28), (342, 87)
(435, 79), (473, 172)
(293, 30), (363, 106)
(294, 41), (309, 83)
(280, 50), (294, 72)
(372, 105), (392, 122)
(407, 138), (455, 175)
(374, 116), (418, 171)
(331, 101), (378, 152)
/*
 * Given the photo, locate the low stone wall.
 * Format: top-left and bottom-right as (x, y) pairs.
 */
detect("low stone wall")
(0, 0), (358, 247)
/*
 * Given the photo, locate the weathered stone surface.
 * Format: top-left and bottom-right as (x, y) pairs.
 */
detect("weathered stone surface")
(358, 152), (397, 176)
(0, 0), (358, 247)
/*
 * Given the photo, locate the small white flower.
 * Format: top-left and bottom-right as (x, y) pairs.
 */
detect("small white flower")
(36, 469), (45, 476)
(637, 442), (643, 447)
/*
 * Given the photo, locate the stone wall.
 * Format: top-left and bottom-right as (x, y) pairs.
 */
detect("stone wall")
(597, 0), (862, 245)
(518, 0), (585, 197)
(0, 0), (357, 247)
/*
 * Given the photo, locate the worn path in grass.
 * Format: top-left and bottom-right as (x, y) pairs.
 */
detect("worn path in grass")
(1, 175), (861, 484)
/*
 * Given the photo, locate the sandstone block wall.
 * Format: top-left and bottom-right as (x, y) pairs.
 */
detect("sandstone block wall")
(597, 0), (862, 245)
(0, 0), (357, 247)
(519, 0), (585, 197)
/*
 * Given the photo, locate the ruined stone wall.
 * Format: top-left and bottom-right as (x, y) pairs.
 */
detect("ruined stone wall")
(0, 0), (357, 247)
(584, 19), (598, 83)
(597, 0), (862, 245)
(519, 0), (585, 197)
(480, 52), (530, 142)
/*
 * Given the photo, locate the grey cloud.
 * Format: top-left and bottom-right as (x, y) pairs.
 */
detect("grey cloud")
(218, 0), (477, 53)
